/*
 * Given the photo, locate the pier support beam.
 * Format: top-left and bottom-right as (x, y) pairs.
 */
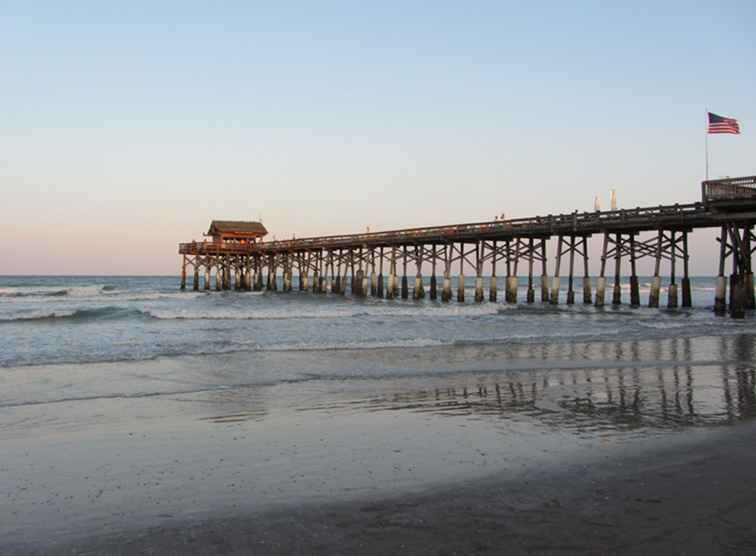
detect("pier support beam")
(377, 247), (385, 298)
(205, 264), (211, 291)
(566, 236), (576, 305)
(612, 233), (622, 306)
(505, 240), (516, 304)
(667, 231), (678, 309)
(358, 248), (367, 297)
(582, 237), (592, 304)
(596, 233), (608, 307)
(527, 239), (535, 304)
(442, 245), (452, 302)
(193, 264), (199, 291)
(370, 249), (377, 296)
(414, 246), (425, 300)
(180, 256), (187, 290)
(682, 232), (692, 308)
(649, 230), (662, 308)
(540, 239), (549, 303)
(401, 246), (409, 300)
(387, 248), (397, 299)
(319, 252), (326, 294)
(728, 226), (747, 318)
(457, 243), (465, 303)
(474, 242), (484, 303)
(550, 236), (562, 305)
(715, 226), (728, 315)
(430, 245), (438, 301)
(489, 241), (497, 302)
(629, 235), (640, 307)
(224, 263), (231, 291)
(744, 227), (755, 310)
(326, 251), (334, 294)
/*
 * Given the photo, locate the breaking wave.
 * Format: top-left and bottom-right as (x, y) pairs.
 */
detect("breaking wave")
(0, 306), (154, 323)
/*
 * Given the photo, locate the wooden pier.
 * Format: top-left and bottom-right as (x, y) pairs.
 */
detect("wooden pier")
(179, 176), (756, 317)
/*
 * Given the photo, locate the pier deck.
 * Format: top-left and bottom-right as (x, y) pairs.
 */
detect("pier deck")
(179, 176), (756, 317)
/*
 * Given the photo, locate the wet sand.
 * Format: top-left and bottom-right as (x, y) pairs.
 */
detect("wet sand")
(26, 420), (756, 555)
(2, 334), (756, 554)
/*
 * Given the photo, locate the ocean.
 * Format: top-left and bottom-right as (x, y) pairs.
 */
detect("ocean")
(1, 274), (755, 551)
(0, 275), (751, 369)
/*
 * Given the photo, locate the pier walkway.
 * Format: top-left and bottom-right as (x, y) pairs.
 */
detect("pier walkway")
(179, 176), (756, 317)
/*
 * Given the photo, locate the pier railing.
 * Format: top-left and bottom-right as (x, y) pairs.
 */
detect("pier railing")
(702, 176), (756, 204)
(181, 202), (710, 255)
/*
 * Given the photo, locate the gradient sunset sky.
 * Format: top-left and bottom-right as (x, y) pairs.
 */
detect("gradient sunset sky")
(2, 2), (754, 274)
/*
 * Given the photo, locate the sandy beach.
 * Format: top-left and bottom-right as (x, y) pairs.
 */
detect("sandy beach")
(27, 420), (756, 555)
(2, 325), (755, 555)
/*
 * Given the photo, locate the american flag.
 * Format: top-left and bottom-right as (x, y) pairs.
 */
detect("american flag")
(708, 112), (740, 134)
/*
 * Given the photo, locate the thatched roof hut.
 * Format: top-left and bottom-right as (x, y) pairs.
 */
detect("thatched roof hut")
(206, 220), (268, 243)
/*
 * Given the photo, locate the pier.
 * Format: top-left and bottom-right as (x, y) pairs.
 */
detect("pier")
(179, 176), (756, 317)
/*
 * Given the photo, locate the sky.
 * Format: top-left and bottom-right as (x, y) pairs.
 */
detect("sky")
(1, 1), (754, 275)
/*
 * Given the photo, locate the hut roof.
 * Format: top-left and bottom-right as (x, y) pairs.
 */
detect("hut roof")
(207, 220), (268, 237)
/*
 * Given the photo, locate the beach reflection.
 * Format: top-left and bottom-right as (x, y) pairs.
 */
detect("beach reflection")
(299, 335), (756, 433)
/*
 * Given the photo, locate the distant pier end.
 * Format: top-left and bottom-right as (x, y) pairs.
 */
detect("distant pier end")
(179, 176), (756, 317)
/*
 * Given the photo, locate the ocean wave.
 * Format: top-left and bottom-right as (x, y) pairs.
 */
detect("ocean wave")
(0, 289), (69, 298)
(0, 285), (116, 299)
(0, 306), (154, 323)
(147, 303), (501, 320)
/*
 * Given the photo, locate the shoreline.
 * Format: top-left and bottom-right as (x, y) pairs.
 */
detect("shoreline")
(2, 331), (754, 554)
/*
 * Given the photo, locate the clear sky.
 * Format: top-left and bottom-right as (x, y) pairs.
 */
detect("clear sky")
(1, 1), (754, 275)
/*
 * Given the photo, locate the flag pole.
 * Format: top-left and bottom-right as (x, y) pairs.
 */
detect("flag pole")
(705, 109), (709, 180)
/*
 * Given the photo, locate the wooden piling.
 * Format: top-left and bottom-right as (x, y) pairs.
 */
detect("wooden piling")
(457, 243), (465, 302)
(388, 247), (397, 299)
(370, 248), (377, 297)
(319, 251), (326, 294)
(442, 244), (452, 302)
(193, 264), (199, 291)
(612, 233), (622, 305)
(489, 241), (497, 302)
(527, 238), (535, 303)
(566, 236), (576, 305)
(540, 239), (549, 303)
(506, 240), (518, 304)
(180, 256), (187, 290)
(474, 242), (484, 302)
(650, 230), (662, 308)
(327, 250), (334, 294)
(715, 225), (727, 315)
(682, 232), (692, 307)
(359, 248), (368, 297)
(205, 263), (211, 291)
(596, 233), (608, 307)
(377, 246), (385, 298)
(582, 237), (592, 304)
(333, 251), (341, 294)
(430, 245), (438, 300)
(401, 246), (409, 299)
(312, 253), (317, 293)
(668, 231), (678, 308)
(729, 226), (746, 318)
(413, 245), (425, 299)
(348, 249), (356, 295)
(254, 256), (263, 291)
(627, 234), (639, 307)
(551, 236), (562, 305)
(744, 227), (755, 310)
